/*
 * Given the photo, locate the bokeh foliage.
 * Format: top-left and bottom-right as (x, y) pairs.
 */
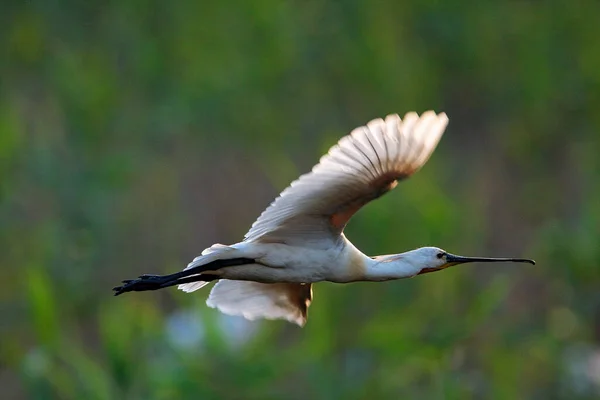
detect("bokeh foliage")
(2, 1), (600, 399)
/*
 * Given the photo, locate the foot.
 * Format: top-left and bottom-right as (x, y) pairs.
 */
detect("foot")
(112, 274), (170, 296)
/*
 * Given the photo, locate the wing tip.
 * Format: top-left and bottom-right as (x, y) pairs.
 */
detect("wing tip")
(436, 111), (449, 126)
(382, 110), (448, 124)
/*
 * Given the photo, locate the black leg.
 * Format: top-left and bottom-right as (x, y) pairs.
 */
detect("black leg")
(112, 275), (173, 295)
(112, 273), (219, 295)
(159, 274), (219, 289)
(112, 257), (254, 296)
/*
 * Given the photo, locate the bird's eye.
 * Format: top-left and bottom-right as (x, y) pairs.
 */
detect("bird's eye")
(436, 252), (444, 259)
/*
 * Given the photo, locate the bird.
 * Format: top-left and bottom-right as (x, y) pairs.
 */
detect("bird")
(113, 111), (535, 326)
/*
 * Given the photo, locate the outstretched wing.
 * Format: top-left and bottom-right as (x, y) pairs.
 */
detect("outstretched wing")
(244, 111), (449, 245)
(206, 281), (313, 327)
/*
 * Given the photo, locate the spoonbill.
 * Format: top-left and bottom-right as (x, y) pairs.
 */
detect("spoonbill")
(113, 111), (534, 326)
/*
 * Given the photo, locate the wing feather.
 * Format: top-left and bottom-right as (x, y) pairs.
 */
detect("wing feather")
(244, 111), (449, 244)
(206, 281), (313, 327)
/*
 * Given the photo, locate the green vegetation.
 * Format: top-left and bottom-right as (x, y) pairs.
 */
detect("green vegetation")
(2, 1), (600, 399)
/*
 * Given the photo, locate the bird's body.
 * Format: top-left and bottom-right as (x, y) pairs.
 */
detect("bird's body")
(194, 239), (352, 284)
(180, 236), (419, 284)
(114, 111), (534, 326)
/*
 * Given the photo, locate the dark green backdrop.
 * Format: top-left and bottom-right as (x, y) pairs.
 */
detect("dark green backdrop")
(2, 1), (600, 399)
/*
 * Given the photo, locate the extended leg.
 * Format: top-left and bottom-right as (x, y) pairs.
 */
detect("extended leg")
(112, 257), (254, 296)
(159, 274), (219, 288)
(112, 274), (220, 296)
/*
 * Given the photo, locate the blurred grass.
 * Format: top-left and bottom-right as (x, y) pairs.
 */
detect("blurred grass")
(2, 0), (600, 399)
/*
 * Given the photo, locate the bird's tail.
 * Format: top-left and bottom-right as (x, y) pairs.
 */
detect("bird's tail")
(206, 280), (313, 327)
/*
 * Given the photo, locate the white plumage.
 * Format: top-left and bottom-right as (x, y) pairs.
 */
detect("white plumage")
(114, 111), (534, 326)
(206, 281), (312, 326)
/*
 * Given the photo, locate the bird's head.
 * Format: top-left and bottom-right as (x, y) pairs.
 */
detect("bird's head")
(413, 247), (535, 275)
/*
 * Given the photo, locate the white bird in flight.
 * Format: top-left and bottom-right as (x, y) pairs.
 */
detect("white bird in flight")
(114, 111), (534, 326)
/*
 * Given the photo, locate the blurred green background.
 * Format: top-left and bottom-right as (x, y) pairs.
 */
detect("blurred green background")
(2, 1), (600, 399)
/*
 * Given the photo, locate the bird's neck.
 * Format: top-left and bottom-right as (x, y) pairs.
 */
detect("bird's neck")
(338, 240), (421, 282)
(364, 253), (422, 281)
